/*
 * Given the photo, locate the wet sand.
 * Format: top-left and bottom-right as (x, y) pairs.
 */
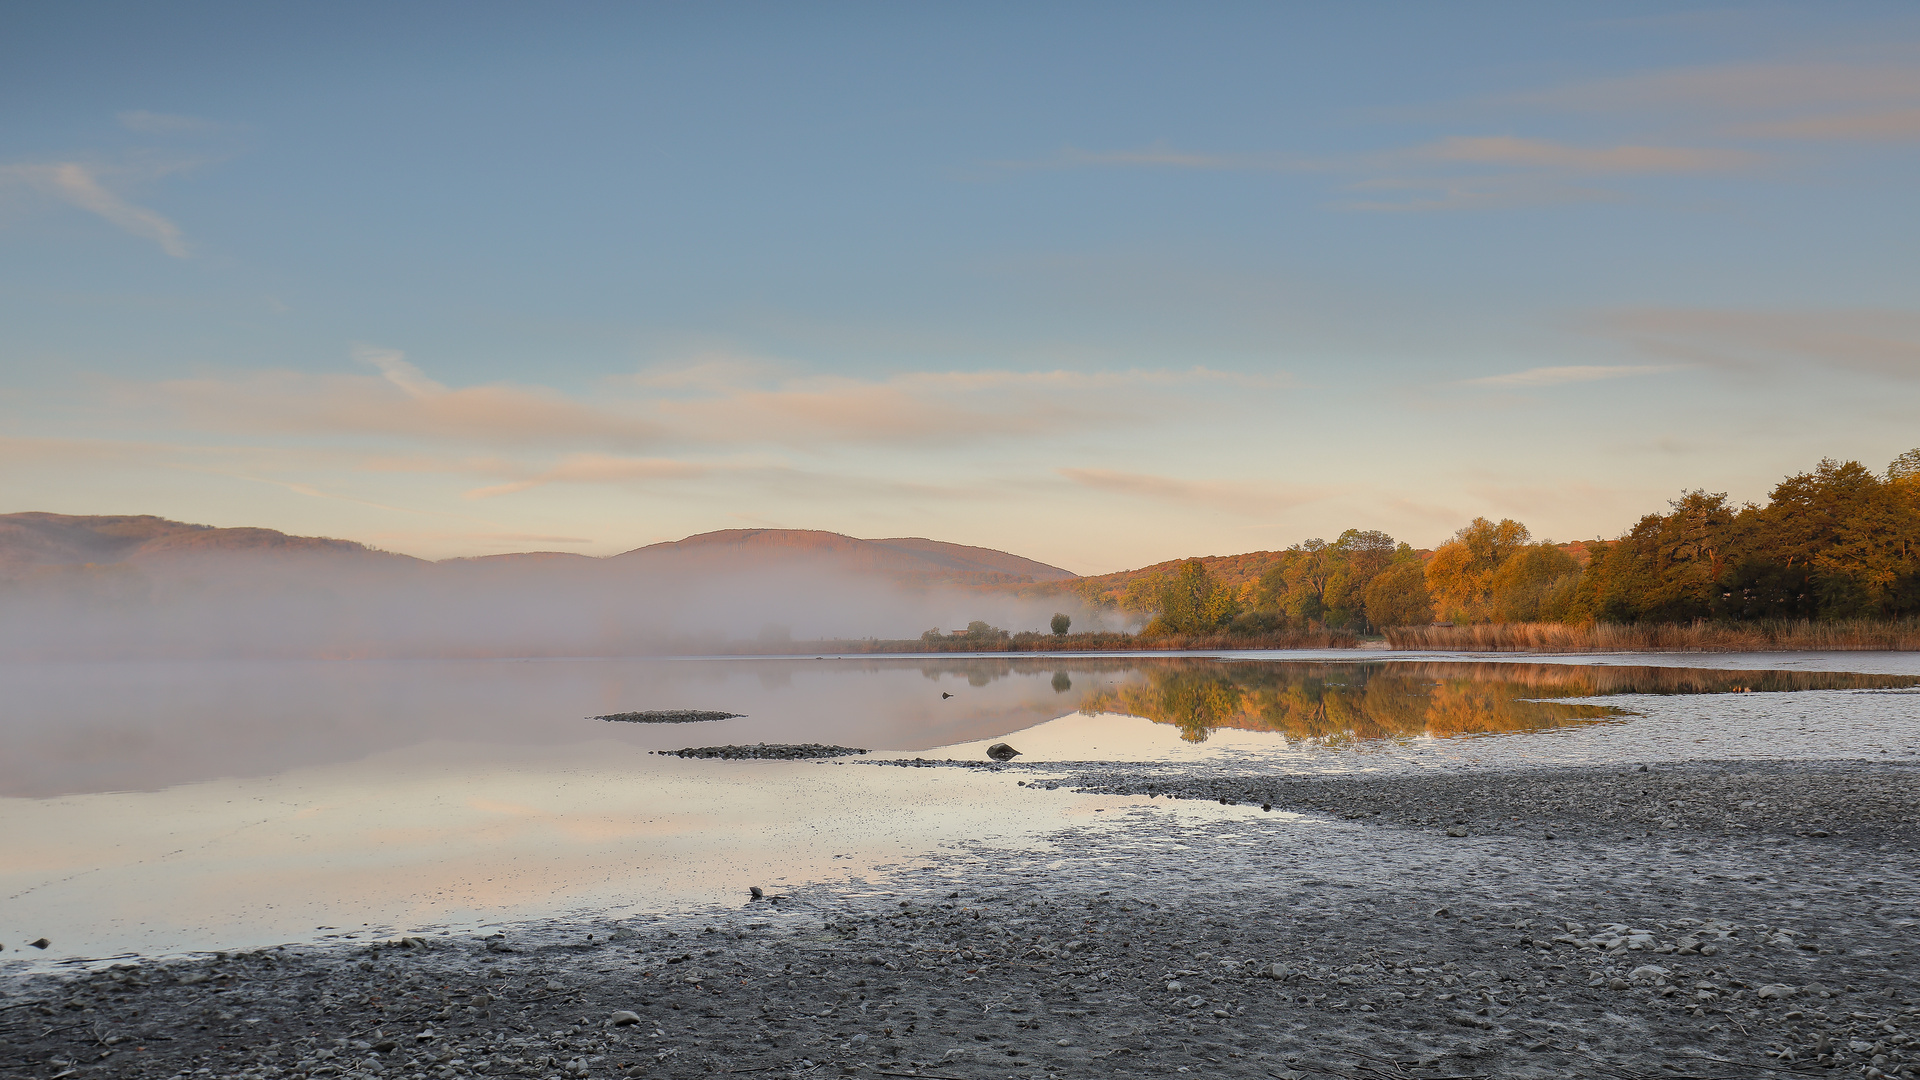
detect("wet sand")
(3, 759), (1916, 1080)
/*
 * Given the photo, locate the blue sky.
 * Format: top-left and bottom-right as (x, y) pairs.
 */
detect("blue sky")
(4, 2), (1918, 572)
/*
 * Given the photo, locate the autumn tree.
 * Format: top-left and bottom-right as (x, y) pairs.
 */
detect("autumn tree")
(1147, 559), (1238, 635)
(1423, 517), (1531, 623)
(1489, 542), (1580, 622)
(1251, 529), (1409, 631)
(1363, 558), (1433, 627)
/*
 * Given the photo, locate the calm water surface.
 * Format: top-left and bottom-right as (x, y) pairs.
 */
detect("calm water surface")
(4, 652), (1917, 965)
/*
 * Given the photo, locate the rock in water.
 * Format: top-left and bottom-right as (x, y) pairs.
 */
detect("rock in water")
(750, 886), (764, 899)
(657, 743), (867, 760)
(986, 742), (1021, 761)
(593, 710), (742, 724)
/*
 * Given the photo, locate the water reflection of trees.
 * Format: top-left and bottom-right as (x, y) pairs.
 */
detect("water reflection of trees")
(812, 655), (1917, 746)
(1072, 661), (1919, 744)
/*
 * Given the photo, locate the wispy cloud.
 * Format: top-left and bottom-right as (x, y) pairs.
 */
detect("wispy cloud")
(1338, 173), (1620, 212)
(645, 365), (1283, 447)
(1411, 136), (1758, 173)
(1057, 467), (1325, 515)
(1012, 135), (1747, 178)
(1507, 58), (1920, 145)
(1463, 364), (1669, 388)
(1601, 308), (1920, 380)
(463, 454), (709, 499)
(147, 349), (668, 448)
(118, 110), (222, 135)
(630, 350), (793, 392)
(1511, 60), (1920, 116)
(1732, 108), (1920, 141)
(0, 161), (188, 256)
(355, 345), (450, 398)
(1009, 133), (1757, 214)
(123, 352), (1283, 458)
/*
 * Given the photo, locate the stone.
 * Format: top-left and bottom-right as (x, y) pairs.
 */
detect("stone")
(1446, 826), (1469, 837)
(593, 710), (742, 724)
(1627, 966), (1670, 986)
(986, 743), (1021, 762)
(1756, 984), (1797, 1000)
(750, 887), (764, 899)
(610, 1010), (643, 1026)
(29, 938), (50, 949)
(1259, 963), (1291, 980)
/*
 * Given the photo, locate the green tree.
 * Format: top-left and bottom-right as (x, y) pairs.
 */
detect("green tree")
(1489, 543), (1580, 622)
(963, 620), (1008, 642)
(1147, 559), (1238, 635)
(1363, 558), (1433, 627)
(1326, 529), (1398, 630)
(1050, 612), (1071, 636)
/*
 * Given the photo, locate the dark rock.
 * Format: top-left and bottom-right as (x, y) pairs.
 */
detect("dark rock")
(657, 743), (867, 760)
(593, 710), (742, 724)
(986, 743), (1021, 762)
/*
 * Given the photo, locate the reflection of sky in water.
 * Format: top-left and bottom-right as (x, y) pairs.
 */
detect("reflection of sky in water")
(3, 653), (1917, 965)
(6, 656), (1914, 798)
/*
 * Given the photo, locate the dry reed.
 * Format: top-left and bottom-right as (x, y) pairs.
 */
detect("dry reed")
(713, 628), (1357, 655)
(1382, 618), (1920, 653)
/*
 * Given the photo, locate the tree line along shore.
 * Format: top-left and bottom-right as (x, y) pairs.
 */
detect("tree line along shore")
(885, 450), (1920, 653)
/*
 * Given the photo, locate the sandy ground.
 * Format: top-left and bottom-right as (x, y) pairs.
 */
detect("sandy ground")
(3, 759), (1916, 1080)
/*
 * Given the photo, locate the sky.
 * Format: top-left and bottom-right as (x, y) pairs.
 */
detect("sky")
(3, 2), (1918, 574)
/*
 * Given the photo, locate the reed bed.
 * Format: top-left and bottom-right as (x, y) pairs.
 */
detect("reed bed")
(1383, 618), (1920, 653)
(741, 628), (1358, 654)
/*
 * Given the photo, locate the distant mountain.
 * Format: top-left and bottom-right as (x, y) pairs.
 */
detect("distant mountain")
(0, 515), (1076, 585)
(613, 528), (1077, 584)
(0, 512), (420, 574)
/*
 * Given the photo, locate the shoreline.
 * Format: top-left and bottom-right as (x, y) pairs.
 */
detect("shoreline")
(5, 758), (1915, 1079)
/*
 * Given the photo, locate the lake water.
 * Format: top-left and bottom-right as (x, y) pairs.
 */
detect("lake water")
(4, 651), (1918, 966)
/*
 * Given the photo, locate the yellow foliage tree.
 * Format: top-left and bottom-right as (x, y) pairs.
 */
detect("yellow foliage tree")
(1424, 517), (1531, 623)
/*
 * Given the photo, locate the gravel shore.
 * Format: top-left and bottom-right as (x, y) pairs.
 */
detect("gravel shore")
(3, 760), (1915, 1080)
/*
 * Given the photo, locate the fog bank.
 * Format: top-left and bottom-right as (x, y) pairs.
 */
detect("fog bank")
(0, 549), (1108, 661)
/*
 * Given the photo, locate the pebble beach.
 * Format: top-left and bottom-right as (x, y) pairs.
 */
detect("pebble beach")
(5, 757), (1915, 1080)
